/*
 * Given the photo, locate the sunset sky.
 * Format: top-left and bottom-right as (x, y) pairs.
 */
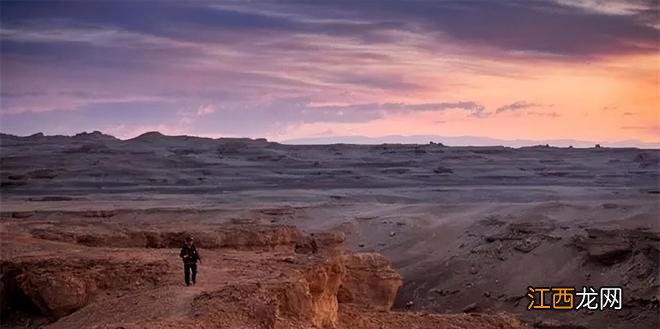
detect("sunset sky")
(1, 0), (658, 145)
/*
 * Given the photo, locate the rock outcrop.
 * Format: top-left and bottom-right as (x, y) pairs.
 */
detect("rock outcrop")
(571, 228), (658, 265)
(28, 223), (306, 251)
(17, 271), (93, 320)
(337, 253), (402, 311)
(0, 211), (529, 329)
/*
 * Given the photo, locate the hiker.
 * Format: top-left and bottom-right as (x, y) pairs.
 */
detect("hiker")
(180, 236), (201, 286)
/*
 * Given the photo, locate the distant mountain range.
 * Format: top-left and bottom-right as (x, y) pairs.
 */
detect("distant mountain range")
(1, 131), (658, 149)
(283, 135), (660, 148)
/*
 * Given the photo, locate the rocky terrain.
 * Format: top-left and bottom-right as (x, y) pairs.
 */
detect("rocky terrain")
(1, 131), (658, 328)
(1, 131), (657, 196)
(0, 211), (528, 329)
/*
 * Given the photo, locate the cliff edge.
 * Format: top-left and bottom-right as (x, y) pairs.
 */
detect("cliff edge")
(0, 211), (528, 328)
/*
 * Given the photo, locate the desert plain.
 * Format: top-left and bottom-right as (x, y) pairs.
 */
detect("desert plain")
(0, 131), (658, 329)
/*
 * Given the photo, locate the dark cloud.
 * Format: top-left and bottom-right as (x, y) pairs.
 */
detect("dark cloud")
(218, 0), (660, 58)
(2, 0), (657, 59)
(495, 101), (541, 114)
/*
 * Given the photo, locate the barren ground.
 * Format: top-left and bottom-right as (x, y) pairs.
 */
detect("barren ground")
(1, 131), (658, 328)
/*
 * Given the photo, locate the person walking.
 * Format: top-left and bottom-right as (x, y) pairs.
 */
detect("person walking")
(179, 236), (201, 286)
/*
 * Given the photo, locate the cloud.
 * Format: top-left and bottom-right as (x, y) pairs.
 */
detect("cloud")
(493, 101), (559, 117)
(0, 91), (46, 98)
(0, 0), (656, 141)
(525, 111), (560, 117)
(179, 104), (217, 126)
(0, 98), (487, 138)
(196, 104), (216, 116)
(2, 0), (656, 114)
(2, 0), (657, 62)
(621, 125), (660, 135)
(301, 101), (487, 120)
(551, 0), (659, 26)
(495, 101), (541, 114)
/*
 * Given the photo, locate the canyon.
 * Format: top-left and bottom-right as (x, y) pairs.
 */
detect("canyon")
(1, 131), (658, 328)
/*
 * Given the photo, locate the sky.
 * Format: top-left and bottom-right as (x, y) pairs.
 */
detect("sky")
(1, 0), (659, 145)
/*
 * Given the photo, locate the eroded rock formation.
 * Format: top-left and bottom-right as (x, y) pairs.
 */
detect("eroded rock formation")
(337, 253), (402, 311)
(0, 211), (528, 328)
